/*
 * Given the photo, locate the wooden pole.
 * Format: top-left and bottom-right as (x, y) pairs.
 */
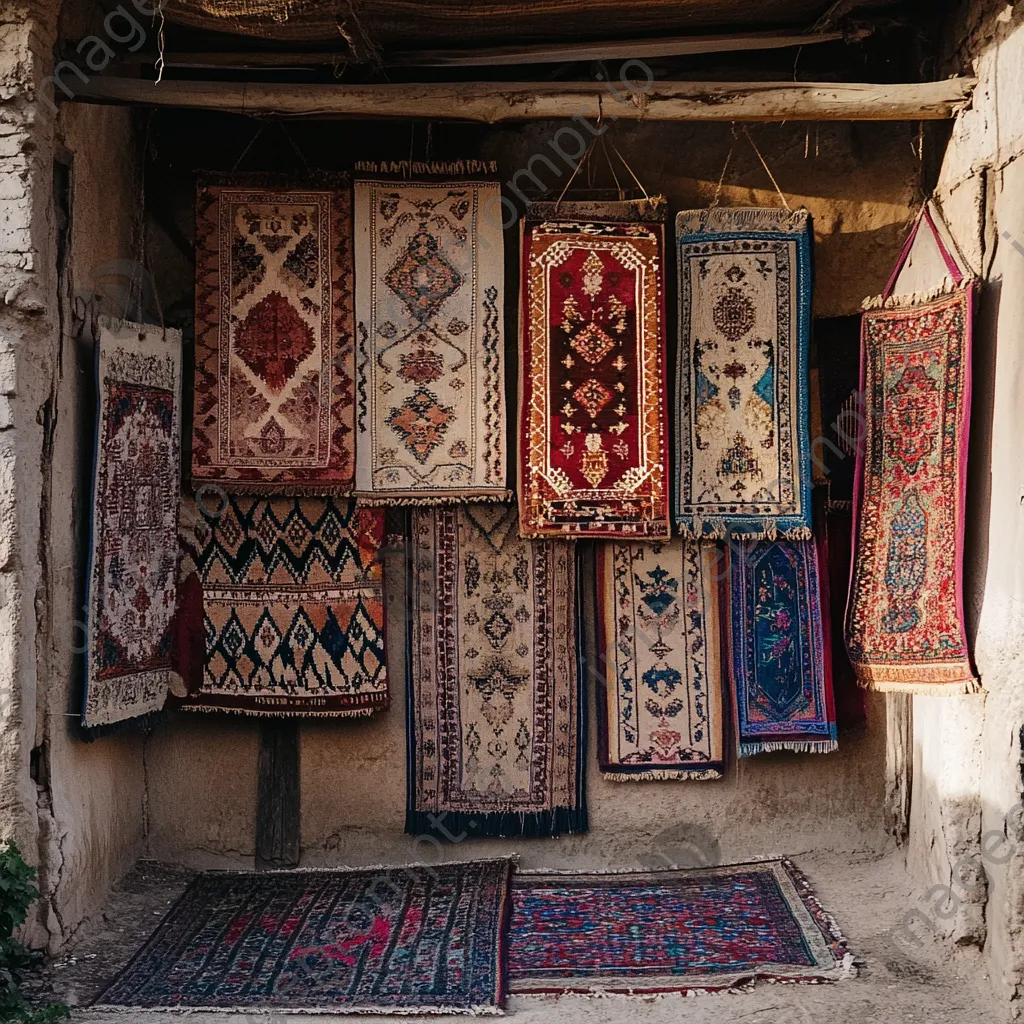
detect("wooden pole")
(256, 720), (300, 870)
(65, 76), (976, 122)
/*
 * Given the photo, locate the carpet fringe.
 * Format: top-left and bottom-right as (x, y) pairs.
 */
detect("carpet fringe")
(216, 856), (520, 876)
(173, 704), (381, 718)
(355, 490), (513, 507)
(406, 806), (587, 840)
(862, 277), (975, 310)
(190, 481), (357, 497)
(600, 768), (723, 782)
(854, 676), (983, 695)
(528, 195), (668, 223)
(739, 740), (839, 756)
(355, 159), (499, 177)
(675, 519), (813, 542)
(91, 1003), (505, 1016)
(677, 206), (810, 236)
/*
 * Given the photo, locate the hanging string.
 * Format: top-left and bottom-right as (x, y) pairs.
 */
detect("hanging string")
(278, 121), (310, 173)
(709, 125), (737, 210)
(554, 122), (602, 211)
(231, 123), (266, 173)
(608, 139), (650, 202)
(741, 125), (791, 212)
(600, 136), (624, 199)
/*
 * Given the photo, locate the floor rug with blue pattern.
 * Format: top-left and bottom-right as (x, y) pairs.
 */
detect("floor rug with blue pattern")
(508, 859), (850, 994)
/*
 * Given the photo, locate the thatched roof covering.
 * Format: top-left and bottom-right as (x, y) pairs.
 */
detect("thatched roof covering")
(162, 0), (854, 47)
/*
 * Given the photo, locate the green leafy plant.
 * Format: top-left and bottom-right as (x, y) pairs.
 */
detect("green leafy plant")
(0, 842), (69, 1023)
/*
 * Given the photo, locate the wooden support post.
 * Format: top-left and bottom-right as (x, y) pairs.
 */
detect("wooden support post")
(256, 720), (300, 870)
(65, 76), (977, 123)
(884, 692), (913, 846)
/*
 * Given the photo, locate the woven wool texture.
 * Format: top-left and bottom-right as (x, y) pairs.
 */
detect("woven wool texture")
(675, 208), (813, 539)
(84, 321), (182, 731)
(172, 497), (388, 716)
(508, 860), (850, 994)
(518, 207), (670, 538)
(353, 180), (507, 504)
(728, 534), (837, 756)
(595, 539), (725, 780)
(96, 861), (514, 1014)
(407, 505), (585, 837)
(192, 180), (355, 493)
(846, 288), (977, 692)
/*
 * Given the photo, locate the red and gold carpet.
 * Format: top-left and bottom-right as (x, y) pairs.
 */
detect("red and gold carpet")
(518, 200), (670, 538)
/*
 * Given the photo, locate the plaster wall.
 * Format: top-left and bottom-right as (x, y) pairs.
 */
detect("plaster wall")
(39, 100), (149, 946)
(0, 0), (148, 951)
(905, 0), (1024, 1002)
(142, 115), (916, 871)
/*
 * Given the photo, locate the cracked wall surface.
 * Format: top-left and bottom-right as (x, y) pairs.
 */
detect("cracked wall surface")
(906, 0), (1024, 1002)
(0, 0), (147, 951)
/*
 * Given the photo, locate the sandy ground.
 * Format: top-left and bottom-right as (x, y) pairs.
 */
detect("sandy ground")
(31, 850), (1009, 1024)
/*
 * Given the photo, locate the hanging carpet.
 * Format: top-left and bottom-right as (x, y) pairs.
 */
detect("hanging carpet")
(728, 533), (838, 756)
(95, 860), (514, 1015)
(83, 320), (182, 731)
(518, 199), (671, 538)
(171, 496), (388, 716)
(353, 180), (508, 505)
(675, 208), (813, 540)
(407, 505), (585, 838)
(192, 177), (356, 493)
(845, 206), (978, 693)
(508, 860), (851, 994)
(595, 538), (725, 780)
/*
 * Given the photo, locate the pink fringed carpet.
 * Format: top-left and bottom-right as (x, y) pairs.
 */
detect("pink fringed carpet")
(508, 860), (850, 994)
(95, 861), (513, 1014)
(846, 288), (977, 693)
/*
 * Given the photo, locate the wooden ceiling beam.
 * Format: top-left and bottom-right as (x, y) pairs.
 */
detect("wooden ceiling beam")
(65, 76), (976, 122)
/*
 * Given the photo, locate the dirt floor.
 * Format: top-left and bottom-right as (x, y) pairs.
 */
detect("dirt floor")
(30, 850), (1007, 1023)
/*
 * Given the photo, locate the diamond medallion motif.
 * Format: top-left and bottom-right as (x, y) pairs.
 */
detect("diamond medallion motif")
(570, 322), (616, 364)
(573, 378), (614, 418)
(385, 228), (464, 323)
(386, 387), (456, 464)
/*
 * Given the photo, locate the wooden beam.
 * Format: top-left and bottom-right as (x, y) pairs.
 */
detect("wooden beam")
(67, 76), (976, 122)
(113, 29), (860, 70)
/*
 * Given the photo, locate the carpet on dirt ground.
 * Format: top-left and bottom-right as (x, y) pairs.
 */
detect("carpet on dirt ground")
(94, 859), (514, 1014)
(507, 859), (851, 994)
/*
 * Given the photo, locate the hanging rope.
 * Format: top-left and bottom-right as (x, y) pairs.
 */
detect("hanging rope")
(741, 126), (791, 212)
(608, 139), (650, 202)
(554, 121), (602, 211)
(709, 125), (737, 210)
